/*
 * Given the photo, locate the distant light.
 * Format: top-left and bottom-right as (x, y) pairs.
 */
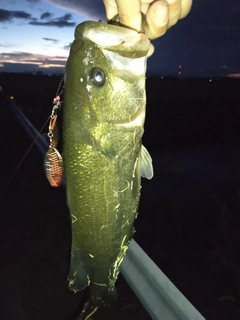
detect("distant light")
(209, 79), (212, 82)
(161, 76), (164, 79)
(178, 72), (182, 75)
(10, 96), (14, 99)
(179, 65), (182, 68)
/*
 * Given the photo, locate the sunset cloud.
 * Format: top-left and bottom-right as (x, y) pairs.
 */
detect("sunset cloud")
(29, 13), (75, 27)
(43, 37), (59, 43)
(227, 74), (240, 78)
(63, 42), (72, 50)
(40, 12), (53, 20)
(0, 52), (66, 73)
(0, 9), (32, 22)
(0, 8), (76, 28)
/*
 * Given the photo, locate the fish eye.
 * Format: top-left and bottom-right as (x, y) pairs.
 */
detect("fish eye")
(92, 68), (105, 87)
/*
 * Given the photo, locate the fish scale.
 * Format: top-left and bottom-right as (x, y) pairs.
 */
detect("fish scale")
(63, 18), (153, 319)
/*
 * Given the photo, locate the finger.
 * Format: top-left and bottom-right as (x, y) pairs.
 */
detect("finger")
(179, 0), (192, 19)
(146, 1), (169, 39)
(147, 43), (155, 57)
(115, 0), (141, 31)
(103, 0), (118, 21)
(104, 0), (142, 31)
(141, 3), (151, 15)
(167, 0), (181, 27)
(103, 0), (158, 20)
(167, 0), (192, 27)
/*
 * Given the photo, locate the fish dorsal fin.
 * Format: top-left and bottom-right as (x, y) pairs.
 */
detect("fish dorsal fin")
(140, 145), (153, 180)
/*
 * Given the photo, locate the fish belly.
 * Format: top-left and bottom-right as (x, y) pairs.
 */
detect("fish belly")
(64, 133), (141, 302)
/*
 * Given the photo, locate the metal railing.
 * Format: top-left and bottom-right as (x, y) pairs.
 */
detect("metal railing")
(9, 98), (205, 320)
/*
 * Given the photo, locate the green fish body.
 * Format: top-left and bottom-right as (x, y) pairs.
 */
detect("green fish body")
(63, 19), (153, 318)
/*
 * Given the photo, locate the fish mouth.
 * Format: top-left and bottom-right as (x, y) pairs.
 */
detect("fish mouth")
(76, 21), (150, 59)
(84, 24), (149, 77)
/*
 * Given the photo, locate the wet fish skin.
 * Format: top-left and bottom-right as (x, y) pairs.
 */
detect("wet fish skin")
(63, 19), (153, 318)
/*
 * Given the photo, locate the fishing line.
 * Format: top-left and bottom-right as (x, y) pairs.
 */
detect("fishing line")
(55, 77), (64, 97)
(0, 115), (51, 198)
(0, 77), (64, 197)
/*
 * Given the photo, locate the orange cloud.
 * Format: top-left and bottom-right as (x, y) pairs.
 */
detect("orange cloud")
(226, 73), (240, 78)
(0, 52), (66, 68)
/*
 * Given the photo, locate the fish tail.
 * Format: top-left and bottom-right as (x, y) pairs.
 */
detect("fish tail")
(75, 285), (116, 320)
(77, 300), (98, 320)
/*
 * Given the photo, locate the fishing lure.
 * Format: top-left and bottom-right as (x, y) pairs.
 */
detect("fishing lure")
(44, 95), (63, 187)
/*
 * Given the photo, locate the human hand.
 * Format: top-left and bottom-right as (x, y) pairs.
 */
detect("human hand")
(103, 0), (192, 39)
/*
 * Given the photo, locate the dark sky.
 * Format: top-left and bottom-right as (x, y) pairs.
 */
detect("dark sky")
(0, 0), (239, 78)
(149, 0), (240, 77)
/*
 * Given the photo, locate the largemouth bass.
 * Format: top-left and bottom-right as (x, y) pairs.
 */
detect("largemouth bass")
(63, 18), (153, 319)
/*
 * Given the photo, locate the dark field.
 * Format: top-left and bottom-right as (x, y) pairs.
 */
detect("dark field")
(1, 73), (240, 320)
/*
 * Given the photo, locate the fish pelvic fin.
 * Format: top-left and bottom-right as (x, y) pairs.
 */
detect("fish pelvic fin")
(140, 145), (154, 179)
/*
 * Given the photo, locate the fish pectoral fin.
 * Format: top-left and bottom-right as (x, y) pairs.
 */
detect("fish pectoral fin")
(68, 253), (90, 292)
(140, 145), (153, 179)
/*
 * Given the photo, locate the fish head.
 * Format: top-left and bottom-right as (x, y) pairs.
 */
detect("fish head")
(64, 20), (150, 129)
